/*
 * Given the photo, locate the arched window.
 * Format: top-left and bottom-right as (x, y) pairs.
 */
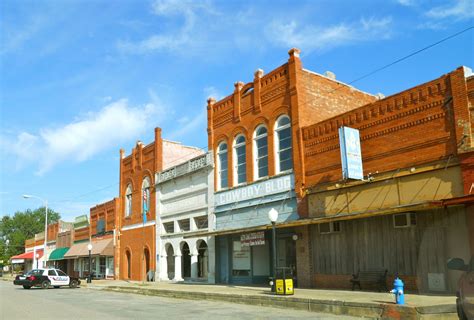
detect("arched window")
(217, 142), (228, 189)
(253, 125), (268, 179)
(233, 135), (247, 185)
(275, 115), (293, 173)
(142, 177), (151, 214)
(125, 185), (132, 217)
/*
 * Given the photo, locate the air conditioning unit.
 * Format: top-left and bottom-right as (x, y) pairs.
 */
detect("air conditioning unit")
(393, 212), (417, 228)
(427, 273), (446, 292)
(319, 221), (341, 234)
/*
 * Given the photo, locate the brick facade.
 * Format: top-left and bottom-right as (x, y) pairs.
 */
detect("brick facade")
(294, 225), (312, 288)
(118, 127), (204, 280)
(299, 66), (473, 292)
(302, 67), (472, 189)
(207, 48), (374, 200)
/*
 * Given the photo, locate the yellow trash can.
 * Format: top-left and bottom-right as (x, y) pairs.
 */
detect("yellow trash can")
(275, 277), (294, 295)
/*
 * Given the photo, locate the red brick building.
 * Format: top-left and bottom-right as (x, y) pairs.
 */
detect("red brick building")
(207, 48), (375, 197)
(89, 198), (119, 279)
(118, 127), (204, 281)
(207, 49), (378, 284)
(294, 66), (473, 293)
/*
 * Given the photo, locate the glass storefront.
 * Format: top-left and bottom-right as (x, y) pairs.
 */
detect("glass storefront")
(217, 229), (296, 284)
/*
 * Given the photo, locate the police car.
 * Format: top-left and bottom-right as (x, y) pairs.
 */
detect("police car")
(13, 268), (80, 289)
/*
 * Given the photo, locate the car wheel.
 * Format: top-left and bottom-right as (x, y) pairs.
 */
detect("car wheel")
(22, 285), (31, 289)
(41, 280), (50, 289)
(69, 280), (78, 289)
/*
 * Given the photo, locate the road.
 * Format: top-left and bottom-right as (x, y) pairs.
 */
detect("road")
(0, 281), (361, 319)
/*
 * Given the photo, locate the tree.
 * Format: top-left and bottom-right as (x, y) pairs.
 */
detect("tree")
(0, 207), (61, 263)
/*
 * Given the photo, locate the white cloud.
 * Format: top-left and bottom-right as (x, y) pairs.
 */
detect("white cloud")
(168, 112), (206, 141)
(118, 0), (216, 54)
(265, 17), (392, 53)
(1, 99), (163, 175)
(0, 15), (47, 55)
(397, 0), (416, 6)
(425, 0), (474, 20)
(203, 86), (223, 100)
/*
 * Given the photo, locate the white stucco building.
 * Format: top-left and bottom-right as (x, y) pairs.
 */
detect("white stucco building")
(155, 152), (216, 283)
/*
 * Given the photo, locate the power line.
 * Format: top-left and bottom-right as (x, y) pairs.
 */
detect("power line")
(26, 27), (474, 208)
(51, 143), (209, 204)
(329, 25), (474, 93)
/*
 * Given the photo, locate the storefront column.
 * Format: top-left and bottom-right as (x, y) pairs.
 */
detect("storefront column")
(203, 251), (209, 278)
(207, 237), (216, 284)
(173, 254), (183, 281)
(190, 253), (198, 279)
(159, 254), (168, 281)
(295, 225), (313, 288)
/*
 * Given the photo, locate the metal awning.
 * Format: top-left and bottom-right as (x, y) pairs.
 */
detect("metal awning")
(186, 195), (472, 239)
(63, 238), (113, 259)
(185, 200), (447, 238)
(48, 247), (70, 261)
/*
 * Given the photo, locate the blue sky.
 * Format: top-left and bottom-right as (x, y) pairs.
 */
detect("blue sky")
(0, 0), (473, 221)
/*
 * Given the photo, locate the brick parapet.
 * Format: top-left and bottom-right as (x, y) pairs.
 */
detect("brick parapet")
(207, 49), (375, 198)
(301, 70), (467, 187)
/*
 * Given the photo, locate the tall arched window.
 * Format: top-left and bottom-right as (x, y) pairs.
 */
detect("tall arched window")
(217, 142), (228, 189)
(233, 135), (247, 185)
(275, 115), (293, 173)
(253, 125), (268, 180)
(142, 177), (151, 214)
(125, 185), (132, 217)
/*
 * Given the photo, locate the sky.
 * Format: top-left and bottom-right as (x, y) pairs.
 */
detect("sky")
(0, 0), (473, 222)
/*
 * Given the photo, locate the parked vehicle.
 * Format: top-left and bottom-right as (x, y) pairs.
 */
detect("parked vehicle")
(13, 268), (80, 289)
(447, 257), (474, 320)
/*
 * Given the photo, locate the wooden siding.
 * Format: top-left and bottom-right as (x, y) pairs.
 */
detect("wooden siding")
(310, 206), (469, 292)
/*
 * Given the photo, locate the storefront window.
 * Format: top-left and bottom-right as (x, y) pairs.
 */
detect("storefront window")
(107, 257), (114, 276)
(83, 258), (90, 273)
(232, 240), (250, 277)
(100, 257), (106, 275)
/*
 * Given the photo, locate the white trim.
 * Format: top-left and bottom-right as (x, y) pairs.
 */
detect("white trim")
(216, 142), (228, 190)
(233, 134), (247, 186)
(125, 184), (132, 217)
(121, 220), (156, 231)
(11, 259), (25, 264)
(253, 125), (268, 180)
(142, 176), (151, 214)
(274, 115), (292, 174)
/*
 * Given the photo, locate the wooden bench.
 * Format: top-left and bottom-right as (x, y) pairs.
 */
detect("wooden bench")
(350, 269), (388, 292)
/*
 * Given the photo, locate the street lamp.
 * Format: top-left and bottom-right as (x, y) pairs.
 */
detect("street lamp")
(268, 208), (279, 293)
(23, 195), (48, 268)
(35, 253), (40, 269)
(87, 243), (93, 283)
(4, 238), (9, 274)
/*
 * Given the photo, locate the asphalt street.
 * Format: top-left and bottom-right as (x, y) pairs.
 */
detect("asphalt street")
(0, 281), (361, 319)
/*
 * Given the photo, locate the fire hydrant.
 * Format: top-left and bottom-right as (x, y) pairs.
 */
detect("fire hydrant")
(390, 277), (405, 305)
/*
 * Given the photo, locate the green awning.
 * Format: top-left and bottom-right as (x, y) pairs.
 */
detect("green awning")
(48, 247), (70, 261)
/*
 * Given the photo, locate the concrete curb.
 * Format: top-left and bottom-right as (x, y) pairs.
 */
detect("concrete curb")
(88, 285), (458, 320)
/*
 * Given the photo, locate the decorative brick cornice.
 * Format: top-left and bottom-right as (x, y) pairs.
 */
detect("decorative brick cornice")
(305, 99), (445, 147)
(303, 76), (449, 142)
(305, 136), (452, 177)
(261, 84), (288, 104)
(305, 112), (447, 157)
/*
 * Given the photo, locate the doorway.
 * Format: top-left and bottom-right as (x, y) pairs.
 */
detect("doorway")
(181, 242), (191, 278)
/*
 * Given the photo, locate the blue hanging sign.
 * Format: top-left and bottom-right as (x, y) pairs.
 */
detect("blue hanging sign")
(339, 126), (364, 180)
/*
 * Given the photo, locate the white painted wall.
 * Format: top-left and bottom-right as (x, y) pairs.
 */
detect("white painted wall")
(155, 153), (215, 283)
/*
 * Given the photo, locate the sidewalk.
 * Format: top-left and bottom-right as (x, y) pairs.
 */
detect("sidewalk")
(83, 280), (457, 319)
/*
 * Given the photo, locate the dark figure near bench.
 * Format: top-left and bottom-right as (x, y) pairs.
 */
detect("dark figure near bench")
(351, 269), (388, 292)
